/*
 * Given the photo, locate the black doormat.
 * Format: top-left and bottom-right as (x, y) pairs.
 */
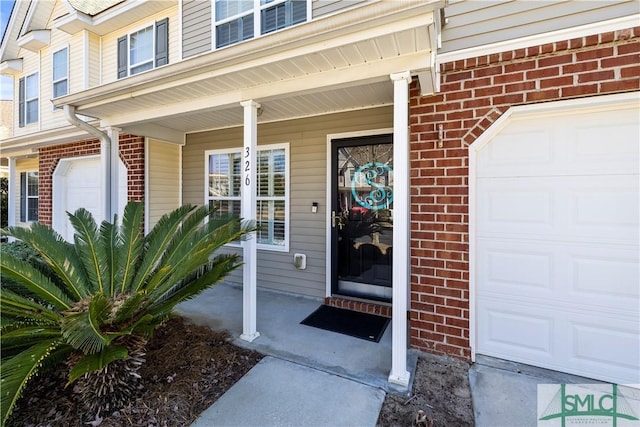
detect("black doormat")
(300, 305), (390, 342)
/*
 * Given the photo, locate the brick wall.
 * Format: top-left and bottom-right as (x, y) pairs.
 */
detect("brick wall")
(409, 27), (640, 360)
(38, 135), (145, 226)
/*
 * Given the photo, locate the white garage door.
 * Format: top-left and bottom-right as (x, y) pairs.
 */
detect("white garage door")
(53, 156), (127, 241)
(474, 99), (639, 385)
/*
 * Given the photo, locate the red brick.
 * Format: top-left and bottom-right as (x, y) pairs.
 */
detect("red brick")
(578, 70), (615, 83)
(600, 79), (640, 92)
(540, 76), (573, 89)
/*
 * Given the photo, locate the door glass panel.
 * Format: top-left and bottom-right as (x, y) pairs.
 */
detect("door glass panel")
(335, 141), (393, 301)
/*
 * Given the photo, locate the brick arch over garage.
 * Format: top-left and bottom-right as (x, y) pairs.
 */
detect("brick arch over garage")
(38, 135), (145, 226)
(408, 25), (640, 361)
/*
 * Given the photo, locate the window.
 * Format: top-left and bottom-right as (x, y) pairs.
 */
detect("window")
(52, 47), (68, 99)
(20, 171), (38, 222)
(18, 73), (39, 127)
(205, 144), (289, 250)
(214, 0), (307, 49)
(117, 18), (169, 79)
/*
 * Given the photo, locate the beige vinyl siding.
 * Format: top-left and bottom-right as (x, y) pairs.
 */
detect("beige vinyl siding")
(182, 0), (212, 59)
(183, 106), (393, 297)
(147, 139), (181, 230)
(88, 32), (101, 88)
(441, 0), (638, 53)
(101, 5), (179, 84)
(13, 157), (39, 228)
(312, 0), (369, 18)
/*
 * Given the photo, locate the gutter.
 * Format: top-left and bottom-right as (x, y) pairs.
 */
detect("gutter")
(63, 105), (114, 220)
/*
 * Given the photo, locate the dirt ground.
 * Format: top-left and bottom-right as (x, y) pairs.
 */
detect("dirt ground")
(7, 316), (263, 427)
(8, 316), (473, 427)
(377, 355), (475, 427)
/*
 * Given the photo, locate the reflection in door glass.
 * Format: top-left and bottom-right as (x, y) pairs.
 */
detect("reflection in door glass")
(336, 142), (393, 301)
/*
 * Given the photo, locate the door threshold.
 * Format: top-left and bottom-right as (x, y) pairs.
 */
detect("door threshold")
(325, 295), (392, 318)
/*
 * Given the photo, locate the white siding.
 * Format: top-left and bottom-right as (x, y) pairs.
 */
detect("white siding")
(101, 6), (179, 85)
(182, 107), (393, 297)
(441, 0), (638, 53)
(147, 139), (181, 230)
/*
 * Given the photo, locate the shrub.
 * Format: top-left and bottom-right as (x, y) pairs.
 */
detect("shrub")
(0, 202), (252, 424)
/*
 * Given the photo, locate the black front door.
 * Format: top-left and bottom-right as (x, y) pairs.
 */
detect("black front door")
(331, 134), (393, 302)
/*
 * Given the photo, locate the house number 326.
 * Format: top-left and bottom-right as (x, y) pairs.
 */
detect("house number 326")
(244, 147), (251, 186)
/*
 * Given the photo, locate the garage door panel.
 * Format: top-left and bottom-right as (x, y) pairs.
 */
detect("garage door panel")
(478, 175), (638, 243)
(475, 99), (639, 385)
(479, 239), (639, 314)
(478, 299), (555, 358)
(478, 108), (640, 178)
(478, 240), (553, 293)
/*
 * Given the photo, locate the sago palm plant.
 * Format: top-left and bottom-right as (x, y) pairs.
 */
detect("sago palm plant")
(0, 202), (251, 424)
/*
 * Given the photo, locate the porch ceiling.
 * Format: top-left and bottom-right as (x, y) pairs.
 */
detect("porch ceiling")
(54, 1), (441, 137)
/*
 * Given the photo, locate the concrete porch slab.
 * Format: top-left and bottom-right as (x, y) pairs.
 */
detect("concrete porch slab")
(176, 282), (417, 392)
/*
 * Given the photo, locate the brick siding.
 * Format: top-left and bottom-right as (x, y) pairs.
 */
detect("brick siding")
(38, 135), (145, 226)
(409, 27), (640, 360)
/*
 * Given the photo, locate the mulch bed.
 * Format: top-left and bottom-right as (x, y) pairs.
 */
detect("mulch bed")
(6, 316), (263, 427)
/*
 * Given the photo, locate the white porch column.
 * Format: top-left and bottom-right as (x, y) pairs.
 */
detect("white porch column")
(7, 157), (16, 228)
(100, 136), (112, 222)
(106, 127), (121, 220)
(240, 100), (260, 342)
(389, 71), (411, 387)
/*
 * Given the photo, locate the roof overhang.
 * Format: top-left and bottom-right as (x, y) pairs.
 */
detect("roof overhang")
(18, 30), (51, 52)
(1, 58), (23, 75)
(53, 1), (443, 137)
(54, 1), (176, 35)
(0, 123), (103, 157)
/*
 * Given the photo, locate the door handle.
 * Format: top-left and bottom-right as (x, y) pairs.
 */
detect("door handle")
(331, 211), (336, 228)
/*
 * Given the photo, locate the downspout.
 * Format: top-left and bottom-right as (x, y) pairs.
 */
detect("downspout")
(63, 105), (112, 220)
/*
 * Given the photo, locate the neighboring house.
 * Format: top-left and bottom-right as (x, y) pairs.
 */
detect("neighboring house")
(0, 0), (638, 387)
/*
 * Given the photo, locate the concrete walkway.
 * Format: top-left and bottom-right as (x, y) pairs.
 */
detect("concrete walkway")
(192, 357), (385, 427)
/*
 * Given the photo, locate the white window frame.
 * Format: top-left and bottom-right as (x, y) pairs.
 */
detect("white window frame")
(23, 72), (39, 125)
(205, 143), (290, 252)
(22, 170), (39, 222)
(128, 23), (155, 76)
(212, 0), (309, 50)
(52, 46), (69, 107)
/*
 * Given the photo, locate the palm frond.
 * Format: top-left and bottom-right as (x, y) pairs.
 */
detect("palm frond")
(141, 207), (237, 295)
(0, 253), (72, 310)
(61, 293), (111, 354)
(67, 345), (129, 385)
(0, 326), (62, 356)
(0, 288), (61, 323)
(68, 208), (109, 294)
(99, 217), (120, 297)
(146, 254), (241, 316)
(1, 339), (63, 425)
(129, 204), (197, 292)
(144, 216), (248, 302)
(4, 223), (89, 300)
(117, 202), (144, 293)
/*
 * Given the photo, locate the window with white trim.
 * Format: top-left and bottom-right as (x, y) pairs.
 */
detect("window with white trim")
(20, 171), (38, 222)
(205, 143), (289, 250)
(214, 0), (307, 49)
(18, 73), (39, 127)
(117, 18), (169, 79)
(52, 47), (68, 99)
